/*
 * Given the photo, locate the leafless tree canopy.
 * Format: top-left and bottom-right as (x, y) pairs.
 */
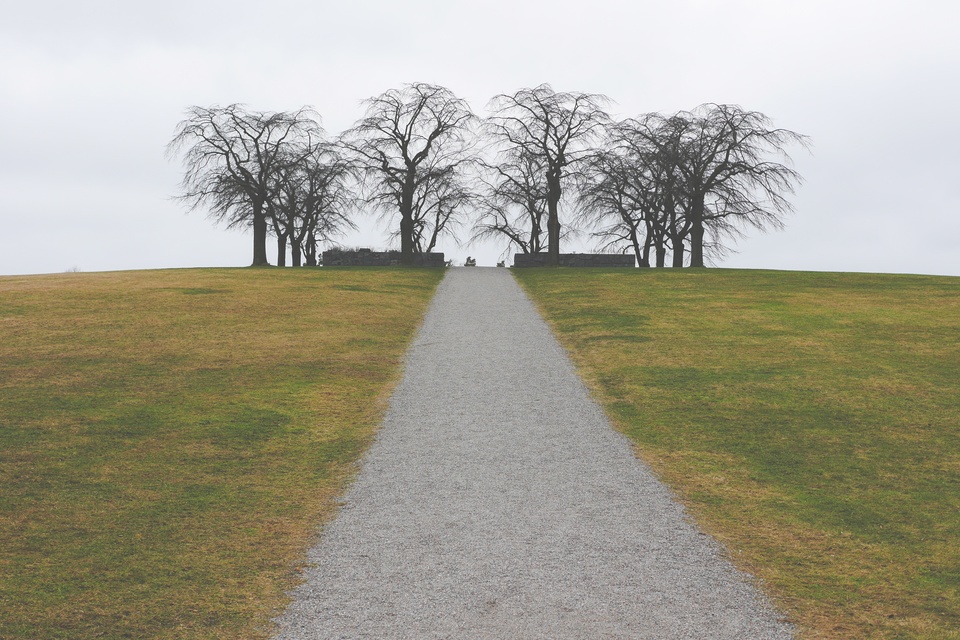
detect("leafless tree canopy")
(167, 91), (806, 269)
(471, 151), (550, 255)
(269, 143), (356, 267)
(340, 83), (476, 264)
(578, 104), (808, 267)
(166, 104), (322, 266)
(409, 158), (475, 253)
(484, 85), (611, 265)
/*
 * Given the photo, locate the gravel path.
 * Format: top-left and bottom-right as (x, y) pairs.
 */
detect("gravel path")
(273, 268), (793, 639)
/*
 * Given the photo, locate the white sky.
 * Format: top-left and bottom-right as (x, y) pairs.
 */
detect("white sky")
(1, 0), (958, 274)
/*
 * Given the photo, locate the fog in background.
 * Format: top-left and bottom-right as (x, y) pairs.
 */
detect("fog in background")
(2, 0), (958, 275)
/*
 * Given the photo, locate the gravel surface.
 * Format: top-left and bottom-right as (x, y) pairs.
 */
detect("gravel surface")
(273, 267), (793, 639)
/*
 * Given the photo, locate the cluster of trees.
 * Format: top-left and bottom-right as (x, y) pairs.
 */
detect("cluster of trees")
(168, 83), (807, 267)
(577, 106), (807, 267)
(167, 105), (352, 267)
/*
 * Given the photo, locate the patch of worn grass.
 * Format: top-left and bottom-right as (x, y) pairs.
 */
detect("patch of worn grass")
(515, 268), (960, 639)
(0, 267), (443, 639)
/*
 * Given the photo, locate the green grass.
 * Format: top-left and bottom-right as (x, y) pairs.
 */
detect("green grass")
(0, 267), (444, 639)
(514, 268), (960, 639)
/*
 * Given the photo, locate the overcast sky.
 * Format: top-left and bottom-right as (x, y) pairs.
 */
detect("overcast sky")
(2, 0), (958, 275)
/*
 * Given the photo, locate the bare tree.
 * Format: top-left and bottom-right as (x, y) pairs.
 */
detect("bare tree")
(267, 145), (309, 267)
(407, 158), (474, 253)
(579, 116), (689, 267)
(167, 104), (321, 266)
(341, 83), (476, 265)
(637, 105), (808, 267)
(689, 104), (808, 267)
(578, 148), (655, 266)
(580, 107), (807, 267)
(485, 84), (610, 266)
(471, 151), (550, 256)
(270, 143), (356, 266)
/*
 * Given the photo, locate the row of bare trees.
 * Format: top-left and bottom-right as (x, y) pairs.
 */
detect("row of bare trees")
(168, 83), (807, 267)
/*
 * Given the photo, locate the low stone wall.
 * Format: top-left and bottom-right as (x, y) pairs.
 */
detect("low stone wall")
(322, 249), (445, 267)
(513, 253), (636, 268)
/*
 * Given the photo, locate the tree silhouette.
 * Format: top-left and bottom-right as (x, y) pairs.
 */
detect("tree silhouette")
(472, 151), (550, 255)
(485, 85), (610, 265)
(167, 104), (321, 266)
(579, 105), (807, 267)
(269, 142), (355, 266)
(341, 83), (476, 265)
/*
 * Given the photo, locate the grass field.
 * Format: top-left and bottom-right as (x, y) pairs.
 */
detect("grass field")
(515, 268), (960, 639)
(0, 267), (443, 639)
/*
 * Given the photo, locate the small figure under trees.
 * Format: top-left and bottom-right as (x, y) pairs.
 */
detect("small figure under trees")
(340, 83), (476, 265)
(167, 104), (322, 266)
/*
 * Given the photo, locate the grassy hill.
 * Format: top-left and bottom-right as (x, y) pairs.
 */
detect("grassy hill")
(4, 265), (958, 639)
(0, 267), (444, 639)
(515, 268), (960, 639)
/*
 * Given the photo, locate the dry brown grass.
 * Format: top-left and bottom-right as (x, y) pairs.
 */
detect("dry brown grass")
(516, 267), (960, 639)
(0, 267), (443, 639)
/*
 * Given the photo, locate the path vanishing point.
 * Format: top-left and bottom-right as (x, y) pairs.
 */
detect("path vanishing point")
(273, 268), (794, 639)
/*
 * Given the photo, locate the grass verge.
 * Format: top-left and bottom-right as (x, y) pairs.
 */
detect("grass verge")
(514, 268), (960, 639)
(0, 267), (444, 639)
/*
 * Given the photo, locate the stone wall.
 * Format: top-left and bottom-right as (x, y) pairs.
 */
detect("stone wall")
(322, 249), (446, 267)
(512, 253), (636, 268)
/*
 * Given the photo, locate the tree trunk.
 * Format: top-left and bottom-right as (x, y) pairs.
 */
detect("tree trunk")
(529, 218), (542, 253)
(641, 228), (653, 268)
(546, 176), (561, 267)
(276, 232), (287, 267)
(672, 239), (685, 268)
(290, 238), (302, 267)
(655, 242), (667, 268)
(547, 205), (560, 266)
(689, 198), (705, 268)
(252, 204), (269, 266)
(689, 223), (705, 267)
(400, 213), (415, 265)
(631, 227), (647, 268)
(305, 231), (317, 266)
(399, 174), (416, 266)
